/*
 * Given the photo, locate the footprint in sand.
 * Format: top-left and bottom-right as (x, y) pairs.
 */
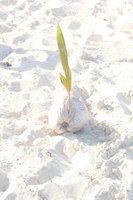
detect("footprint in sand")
(116, 92), (132, 116)
(117, 92), (131, 105)
(0, 171), (9, 192)
(0, 25), (11, 34)
(127, 181), (133, 200)
(0, 12), (8, 21)
(13, 34), (30, 45)
(86, 34), (103, 44)
(26, 164), (62, 185)
(27, 140), (73, 185)
(0, 44), (12, 61)
(0, 0), (17, 6)
(4, 193), (16, 200)
(52, 5), (76, 18)
(9, 81), (21, 92)
(68, 21), (80, 31)
(97, 101), (114, 112)
(80, 34), (103, 63)
(85, 34), (103, 51)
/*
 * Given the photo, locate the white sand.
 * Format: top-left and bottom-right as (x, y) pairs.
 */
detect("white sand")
(0, 0), (133, 199)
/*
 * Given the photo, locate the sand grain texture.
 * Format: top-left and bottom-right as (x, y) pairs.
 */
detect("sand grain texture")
(0, 0), (133, 200)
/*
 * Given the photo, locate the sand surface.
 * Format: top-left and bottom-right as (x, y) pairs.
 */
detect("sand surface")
(0, 0), (133, 199)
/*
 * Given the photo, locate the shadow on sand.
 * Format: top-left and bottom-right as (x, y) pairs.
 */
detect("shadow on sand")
(0, 45), (59, 72)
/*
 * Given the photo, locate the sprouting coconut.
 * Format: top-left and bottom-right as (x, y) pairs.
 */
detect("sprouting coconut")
(57, 25), (72, 113)
(48, 25), (89, 134)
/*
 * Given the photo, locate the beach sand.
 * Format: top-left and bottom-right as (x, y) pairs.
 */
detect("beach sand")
(0, 0), (133, 199)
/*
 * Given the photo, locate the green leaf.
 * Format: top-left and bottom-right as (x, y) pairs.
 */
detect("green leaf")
(57, 25), (68, 77)
(66, 65), (72, 90)
(59, 73), (68, 91)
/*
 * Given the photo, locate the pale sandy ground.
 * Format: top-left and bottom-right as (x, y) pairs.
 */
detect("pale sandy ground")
(0, 0), (133, 200)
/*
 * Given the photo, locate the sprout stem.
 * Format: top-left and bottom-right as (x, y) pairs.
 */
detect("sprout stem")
(68, 90), (71, 113)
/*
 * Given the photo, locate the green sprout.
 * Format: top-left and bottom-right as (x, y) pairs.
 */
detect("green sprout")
(56, 25), (72, 113)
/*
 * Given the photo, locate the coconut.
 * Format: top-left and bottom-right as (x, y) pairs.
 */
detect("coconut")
(48, 93), (89, 134)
